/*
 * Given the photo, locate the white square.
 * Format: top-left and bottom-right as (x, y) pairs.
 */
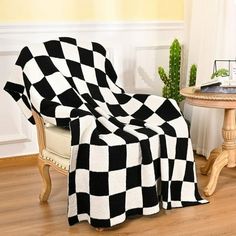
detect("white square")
(144, 95), (166, 112)
(169, 117), (188, 138)
(160, 159), (169, 181)
(121, 98), (143, 115)
(107, 77), (122, 93)
(100, 133), (126, 145)
(61, 42), (80, 62)
(75, 169), (89, 193)
(141, 163), (156, 187)
(110, 213), (126, 227)
(186, 139), (195, 162)
(55, 105), (73, 118)
(181, 182), (195, 201)
(165, 136), (177, 160)
(90, 196), (110, 219)
(93, 51), (105, 72)
(46, 72), (71, 94)
(77, 40), (93, 50)
(125, 187), (143, 210)
(100, 88), (118, 105)
(29, 44), (48, 57)
(68, 193), (77, 217)
(72, 78), (90, 95)
(126, 143), (141, 168)
(145, 113), (165, 125)
(89, 145), (109, 172)
(148, 135), (160, 161)
(81, 64), (97, 85)
(109, 169), (126, 195)
(171, 160), (186, 181)
(51, 58), (71, 77)
(143, 205), (159, 215)
(24, 58), (45, 83)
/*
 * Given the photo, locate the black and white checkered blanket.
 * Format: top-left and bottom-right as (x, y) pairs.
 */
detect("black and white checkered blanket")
(4, 37), (207, 228)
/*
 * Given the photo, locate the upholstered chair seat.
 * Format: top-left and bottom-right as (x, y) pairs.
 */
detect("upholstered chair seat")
(43, 124), (71, 171)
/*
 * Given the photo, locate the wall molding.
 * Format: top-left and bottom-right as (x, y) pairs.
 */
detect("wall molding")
(0, 21), (183, 34)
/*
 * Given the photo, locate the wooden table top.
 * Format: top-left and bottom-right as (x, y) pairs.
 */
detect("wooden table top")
(180, 87), (236, 109)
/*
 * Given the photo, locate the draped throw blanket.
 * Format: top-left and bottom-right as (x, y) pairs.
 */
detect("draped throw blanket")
(4, 37), (207, 228)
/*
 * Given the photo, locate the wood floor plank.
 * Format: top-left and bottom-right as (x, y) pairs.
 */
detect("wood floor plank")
(0, 156), (236, 236)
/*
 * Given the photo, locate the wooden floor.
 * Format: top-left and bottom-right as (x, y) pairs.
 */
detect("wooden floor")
(0, 156), (236, 236)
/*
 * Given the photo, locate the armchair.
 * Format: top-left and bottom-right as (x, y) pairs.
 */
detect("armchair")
(4, 37), (207, 229)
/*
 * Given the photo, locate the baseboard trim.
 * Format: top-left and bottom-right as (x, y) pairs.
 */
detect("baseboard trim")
(0, 154), (38, 167)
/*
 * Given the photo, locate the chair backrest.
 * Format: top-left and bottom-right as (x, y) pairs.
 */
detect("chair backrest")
(15, 37), (124, 109)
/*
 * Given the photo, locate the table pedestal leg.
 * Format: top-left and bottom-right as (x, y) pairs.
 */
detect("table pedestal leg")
(200, 109), (236, 196)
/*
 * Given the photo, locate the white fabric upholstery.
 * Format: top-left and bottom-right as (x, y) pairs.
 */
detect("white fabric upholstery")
(44, 124), (71, 159)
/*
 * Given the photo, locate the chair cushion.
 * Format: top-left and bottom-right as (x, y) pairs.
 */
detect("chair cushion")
(44, 124), (71, 159)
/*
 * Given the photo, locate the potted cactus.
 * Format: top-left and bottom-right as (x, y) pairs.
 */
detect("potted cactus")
(189, 64), (197, 86)
(158, 39), (184, 104)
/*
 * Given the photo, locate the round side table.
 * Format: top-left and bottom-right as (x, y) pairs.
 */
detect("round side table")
(180, 86), (236, 196)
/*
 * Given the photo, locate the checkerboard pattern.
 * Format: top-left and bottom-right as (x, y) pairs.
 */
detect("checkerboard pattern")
(4, 37), (207, 228)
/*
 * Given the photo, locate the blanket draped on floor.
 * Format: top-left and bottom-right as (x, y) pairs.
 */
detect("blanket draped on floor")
(4, 37), (207, 228)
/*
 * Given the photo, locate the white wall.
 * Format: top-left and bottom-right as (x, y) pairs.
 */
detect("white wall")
(0, 21), (184, 158)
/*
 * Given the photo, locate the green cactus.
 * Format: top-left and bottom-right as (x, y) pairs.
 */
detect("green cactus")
(158, 39), (184, 104)
(189, 64), (197, 86)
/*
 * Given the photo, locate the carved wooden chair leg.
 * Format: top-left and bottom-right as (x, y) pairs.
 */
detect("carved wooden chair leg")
(38, 158), (52, 203)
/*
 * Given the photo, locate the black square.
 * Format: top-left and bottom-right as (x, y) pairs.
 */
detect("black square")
(184, 161), (195, 182)
(142, 186), (158, 207)
(96, 69), (109, 87)
(78, 47), (94, 67)
(115, 94), (132, 104)
(66, 60), (84, 79)
(60, 37), (77, 45)
(140, 139), (152, 165)
(107, 104), (127, 117)
(16, 46), (33, 68)
(154, 159), (161, 179)
(33, 77), (56, 100)
(109, 145), (127, 171)
(90, 218), (111, 228)
(76, 192), (90, 214)
(35, 56), (58, 76)
(105, 59), (117, 83)
(170, 181), (182, 200)
(159, 135), (168, 159)
(92, 42), (106, 57)
(155, 99), (181, 121)
(57, 88), (83, 107)
(126, 166), (141, 189)
(168, 159), (174, 179)
(77, 144), (90, 169)
(68, 171), (76, 195)
(175, 138), (188, 160)
(40, 99), (58, 117)
(56, 118), (70, 127)
(44, 40), (65, 58)
(133, 94), (148, 103)
(87, 83), (105, 102)
(132, 105), (154, 120)
(109, 192), (125, 218)
(70, 118), (80, 145)
(114, 129), (138, 144)
(90, 172), (109, 196)
(159, 122), (176, 137)
(161, 181), (169, 202)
